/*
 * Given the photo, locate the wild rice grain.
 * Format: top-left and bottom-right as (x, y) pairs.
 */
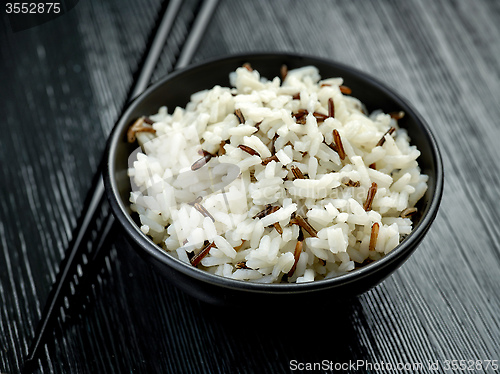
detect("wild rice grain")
(270, 134), (278, 154)
(188, 196), (203, 206)
(363, 182), (378, 211)
(261, 154), (279, 165)
(333, 129), (346, 160)
(401, 207), (418, 218)
(369, 223), (379, 251)
(194, 203), (215, 222)
(190, 241), (215, 267)
(344, 179), (360, 187)
(242, 62), (253, 71)
(295, 214), (318, 237)
(235, 109), (245, 124)
(142, 116), (154, 125)
(273, 222), (283, 235)
(296, 117), (307, 125)
(219, 140), (226, 155)
(127, 118), (156, 143)
(328, 98), (335, 118)
(313, 112), (328, 122)
(235, 261), (249, 269)
(293, 109), (309, 124)
(234, 241), (246, 251)
(376, 127), (396, 147)
(293, 109), (308, 118)
(191, 153), (213, 171)
(389, 111), (405, 120)
(253, 204), (274, 219)
(238, 144), (260, 157)
(291, 165), (306, 179)
(287, 228), (304, 277)
(339, 85), (352, 95)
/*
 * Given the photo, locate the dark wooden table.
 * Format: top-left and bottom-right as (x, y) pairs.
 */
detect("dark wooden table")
(1, 0), (499, 373)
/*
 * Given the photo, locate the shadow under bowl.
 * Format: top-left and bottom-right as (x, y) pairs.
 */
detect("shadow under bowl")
(104, 53), (443, 307)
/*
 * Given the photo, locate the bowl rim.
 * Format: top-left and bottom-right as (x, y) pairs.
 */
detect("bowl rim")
(104, 52), (444, 293)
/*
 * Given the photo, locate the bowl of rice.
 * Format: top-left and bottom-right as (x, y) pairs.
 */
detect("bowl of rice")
(104, 53), (443, 306)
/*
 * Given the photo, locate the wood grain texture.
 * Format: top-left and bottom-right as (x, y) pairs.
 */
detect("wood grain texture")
(1, 0), (499, 373)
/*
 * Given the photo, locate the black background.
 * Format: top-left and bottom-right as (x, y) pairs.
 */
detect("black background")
(1, 0), (500, 373)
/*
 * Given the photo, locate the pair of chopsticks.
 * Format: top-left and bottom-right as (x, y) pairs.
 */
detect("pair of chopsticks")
(23, 0), (218, 371)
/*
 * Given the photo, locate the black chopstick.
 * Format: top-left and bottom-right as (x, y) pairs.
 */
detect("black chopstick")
(129, 0), (183, 99)
(176, 0), (219, 69)
(23, 0), (218, 371)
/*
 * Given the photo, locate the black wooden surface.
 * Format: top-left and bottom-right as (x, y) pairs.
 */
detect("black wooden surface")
(1, 0), (500, 373)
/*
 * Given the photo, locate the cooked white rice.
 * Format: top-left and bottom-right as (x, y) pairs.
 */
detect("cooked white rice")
(127, 65), (428, 283)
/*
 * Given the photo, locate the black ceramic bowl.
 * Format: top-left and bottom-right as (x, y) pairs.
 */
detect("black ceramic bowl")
(104, 53), (443, 307)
